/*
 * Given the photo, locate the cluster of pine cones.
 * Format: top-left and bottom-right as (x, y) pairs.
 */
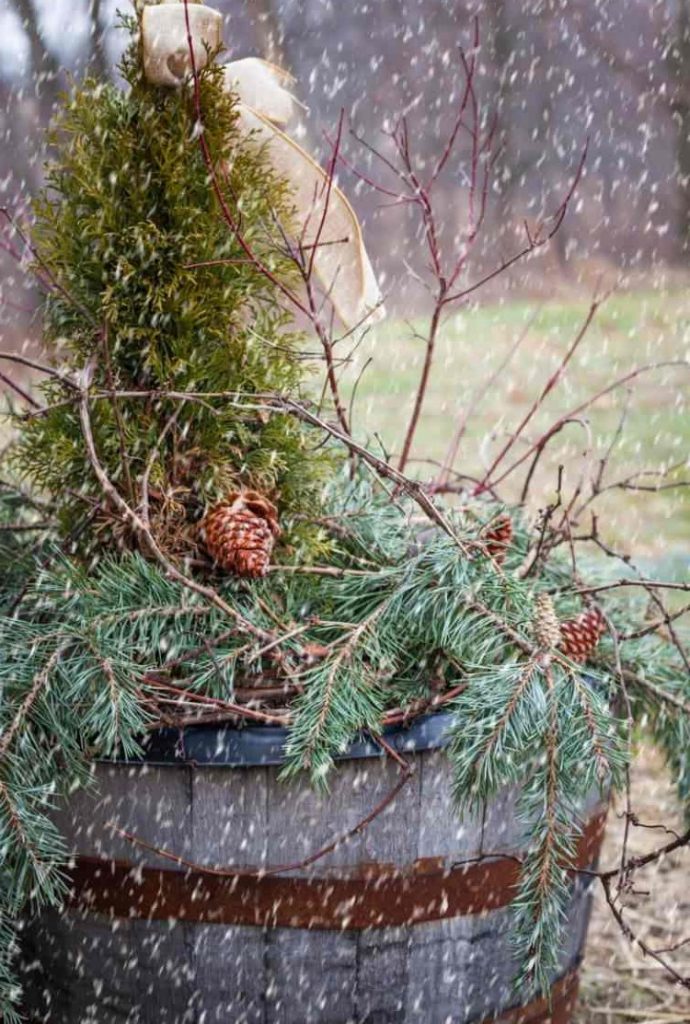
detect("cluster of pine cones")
(484, 513), (606, 664)
(201, 496), (606, 664)
(533, 591), (605, 663)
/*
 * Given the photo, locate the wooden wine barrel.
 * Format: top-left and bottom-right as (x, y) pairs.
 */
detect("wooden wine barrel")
(18, 714), (606, 1023)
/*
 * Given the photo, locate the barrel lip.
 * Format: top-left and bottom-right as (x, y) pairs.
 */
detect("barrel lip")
(110, 708), (455, 767)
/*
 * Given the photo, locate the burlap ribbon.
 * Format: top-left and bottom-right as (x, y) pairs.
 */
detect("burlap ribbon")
(141, 0), (385, 328)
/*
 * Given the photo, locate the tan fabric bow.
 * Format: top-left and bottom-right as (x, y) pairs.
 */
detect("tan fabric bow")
(141, 0), (385, 329)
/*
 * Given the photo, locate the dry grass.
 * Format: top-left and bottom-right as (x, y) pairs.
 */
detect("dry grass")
(346, 286), (690, 561)
(576, 747), (690, 1024)
(350, 287), (690, 1021)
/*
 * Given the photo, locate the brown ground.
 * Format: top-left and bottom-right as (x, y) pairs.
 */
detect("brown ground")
(576, 748), (690, 1024)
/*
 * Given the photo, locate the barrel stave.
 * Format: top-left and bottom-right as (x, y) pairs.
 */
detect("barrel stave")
(19, 731), (604, 1023)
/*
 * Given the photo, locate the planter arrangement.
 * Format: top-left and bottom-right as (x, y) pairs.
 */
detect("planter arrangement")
(0, 2), (688, 1022)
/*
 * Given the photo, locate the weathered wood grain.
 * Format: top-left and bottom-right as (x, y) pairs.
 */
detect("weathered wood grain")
(190, 766), (268, 1022)
(19, 741), (604, 1023)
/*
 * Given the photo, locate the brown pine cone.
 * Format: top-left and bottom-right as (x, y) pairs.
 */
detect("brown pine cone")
(534, 593), (562, 651)
(559, 606), (606, 664)
(201, 490), (280, 579)
(483, 513), (513, 565)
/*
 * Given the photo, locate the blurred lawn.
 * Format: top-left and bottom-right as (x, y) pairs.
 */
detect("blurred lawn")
(342, 289), (689, 564)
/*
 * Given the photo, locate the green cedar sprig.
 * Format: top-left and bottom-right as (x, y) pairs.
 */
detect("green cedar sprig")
(11, 25), (335, 562)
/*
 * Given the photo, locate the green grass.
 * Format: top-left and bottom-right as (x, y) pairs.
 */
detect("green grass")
(340, 289), (690, 561)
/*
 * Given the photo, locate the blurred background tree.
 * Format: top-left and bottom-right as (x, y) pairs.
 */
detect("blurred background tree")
(2, 0), (690, 308)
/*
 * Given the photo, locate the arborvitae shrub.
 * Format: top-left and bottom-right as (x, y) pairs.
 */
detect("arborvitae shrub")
(12, 21), (334, 563)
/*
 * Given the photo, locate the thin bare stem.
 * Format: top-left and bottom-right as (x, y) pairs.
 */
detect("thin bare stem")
(486, 359), (689, 492)
(100, 322), (135, 503)
(0, 369), (40, 409)
(0, 350), (79, 389)
(436, 306), (539, 486)
(478, 295), (602, 492)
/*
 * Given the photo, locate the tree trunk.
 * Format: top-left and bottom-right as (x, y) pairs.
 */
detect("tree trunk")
(11, 0), (64, 120)
(675, 104), (690, 255)
(673, 1), (690, 256)
(486, 0), (516, 233)
(251, 0), (287, 67)
(87, 0), (111, 83)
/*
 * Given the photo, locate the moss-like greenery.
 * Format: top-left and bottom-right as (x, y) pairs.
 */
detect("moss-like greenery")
(11, 20), (333, 561)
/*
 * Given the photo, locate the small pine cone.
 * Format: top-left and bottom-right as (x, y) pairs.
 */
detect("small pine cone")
(559, 606), (606, 664)
(534, 593), (561, 651)
(201, 490), (280, 579)
(483, 513), (513, 566)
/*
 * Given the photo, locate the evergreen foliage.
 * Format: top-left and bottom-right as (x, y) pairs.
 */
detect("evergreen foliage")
(1, 474), (687, 1017)
(0, 9), (688, 1022)
(11, 17), (333, 561)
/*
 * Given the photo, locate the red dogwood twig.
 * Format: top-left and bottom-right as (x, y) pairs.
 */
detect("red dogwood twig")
(182, 1), (369, 437)
(484, 358), (689, 494)
(332, 22), (586, 475)
(474, 291), (604, 494)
